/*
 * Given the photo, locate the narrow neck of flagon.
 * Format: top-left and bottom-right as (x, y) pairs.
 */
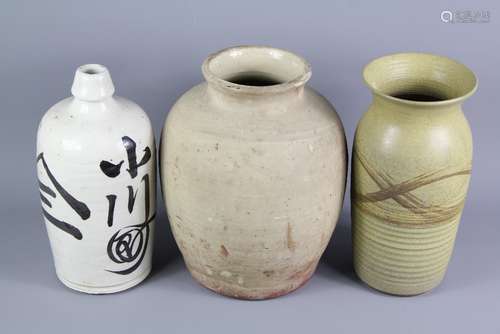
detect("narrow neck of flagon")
(71, 64), (115, 102)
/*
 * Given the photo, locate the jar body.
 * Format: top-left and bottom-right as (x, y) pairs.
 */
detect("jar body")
(352, 97), (473, 295)
(37, 66), (155, 293)
(161, 83), (347, 299)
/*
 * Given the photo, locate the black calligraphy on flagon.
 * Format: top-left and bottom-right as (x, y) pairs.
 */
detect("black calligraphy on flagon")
(37, 136), (154, 276)
(100, 136), (154, 275)
(37, 153), (91, 240)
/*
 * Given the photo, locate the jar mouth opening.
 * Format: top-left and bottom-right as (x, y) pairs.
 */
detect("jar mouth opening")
(363, 53), (477, 106)
(202, 46), (311, 95)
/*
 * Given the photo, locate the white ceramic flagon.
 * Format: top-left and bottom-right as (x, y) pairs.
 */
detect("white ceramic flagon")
(161, 46), (347, 299)
(37, 64), (156, 293)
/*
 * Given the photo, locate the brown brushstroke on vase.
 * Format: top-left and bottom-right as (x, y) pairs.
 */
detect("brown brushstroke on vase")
(353, 149), (471, 227)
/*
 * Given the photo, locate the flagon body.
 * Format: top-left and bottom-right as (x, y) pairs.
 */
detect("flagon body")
(37, 65), (156, 293)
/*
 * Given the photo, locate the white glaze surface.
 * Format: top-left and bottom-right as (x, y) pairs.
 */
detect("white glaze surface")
(37, 65), (156, 293)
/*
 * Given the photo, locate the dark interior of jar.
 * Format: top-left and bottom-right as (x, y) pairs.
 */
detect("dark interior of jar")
(225, 71), (283, 86)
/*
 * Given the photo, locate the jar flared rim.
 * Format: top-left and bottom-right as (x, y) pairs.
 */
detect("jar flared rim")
(363, 52), (478, 107)
(202, 45), (312, 95)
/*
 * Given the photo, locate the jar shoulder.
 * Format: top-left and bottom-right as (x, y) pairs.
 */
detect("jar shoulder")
(164, 83), (345, 142)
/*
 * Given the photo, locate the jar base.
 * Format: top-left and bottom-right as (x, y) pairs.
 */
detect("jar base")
(188, 264), (317, 300)
(55, 267), (151, 294)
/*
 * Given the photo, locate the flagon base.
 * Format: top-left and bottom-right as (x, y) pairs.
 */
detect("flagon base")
(188, 264), (317, 300)
(56, 267), (151, 294)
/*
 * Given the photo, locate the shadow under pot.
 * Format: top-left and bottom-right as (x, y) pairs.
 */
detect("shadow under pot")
(161, 45), (347, 299)
(351, 53), (477, 296)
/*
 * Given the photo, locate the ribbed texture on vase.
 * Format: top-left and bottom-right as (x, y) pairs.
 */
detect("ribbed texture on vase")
(352, 208), (459, 295)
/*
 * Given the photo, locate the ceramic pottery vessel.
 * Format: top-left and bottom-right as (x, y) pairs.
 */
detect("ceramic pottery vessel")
(37, 64), (156, 293)
(352, 53), (477, 295)
(161, 46), (347, 299)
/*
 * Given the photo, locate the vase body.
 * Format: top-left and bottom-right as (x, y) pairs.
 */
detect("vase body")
(37, 64), (156, 293)
(352, 53), (477, 295)
(161, 46), (347, 299)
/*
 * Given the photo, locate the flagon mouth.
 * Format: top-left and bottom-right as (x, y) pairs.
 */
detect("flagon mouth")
(202, 45), (312, 95)
(71, 64), (115, 101)
(363, 53), (477, 106)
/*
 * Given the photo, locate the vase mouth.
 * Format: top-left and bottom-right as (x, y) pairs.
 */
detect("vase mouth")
(363, 53), (477, 107)
(202, 45), (312, 95)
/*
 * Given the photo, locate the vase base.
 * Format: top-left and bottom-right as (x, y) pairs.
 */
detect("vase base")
(55, 267), (151, 294)
(352, 208), (459, 296)
(354, 265), (444, 296)
(188, 263), (317, 300)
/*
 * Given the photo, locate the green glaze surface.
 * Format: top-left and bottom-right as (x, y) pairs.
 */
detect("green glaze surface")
(352, 53), (477, 295)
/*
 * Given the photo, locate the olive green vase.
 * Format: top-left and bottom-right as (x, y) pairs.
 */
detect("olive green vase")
(352, 53), (477, 295)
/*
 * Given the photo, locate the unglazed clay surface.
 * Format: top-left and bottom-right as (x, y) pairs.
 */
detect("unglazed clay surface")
(352, 53), (477, 295)
(37, 64), (156, 293)
(161, 46), (347, 299)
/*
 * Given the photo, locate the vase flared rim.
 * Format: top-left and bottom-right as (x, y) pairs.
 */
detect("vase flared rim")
(363, 52), (478, 107)
(202, 45), (312, 95)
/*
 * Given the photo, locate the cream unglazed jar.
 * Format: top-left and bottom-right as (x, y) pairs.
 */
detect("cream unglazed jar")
(161, 46), (347, 299)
